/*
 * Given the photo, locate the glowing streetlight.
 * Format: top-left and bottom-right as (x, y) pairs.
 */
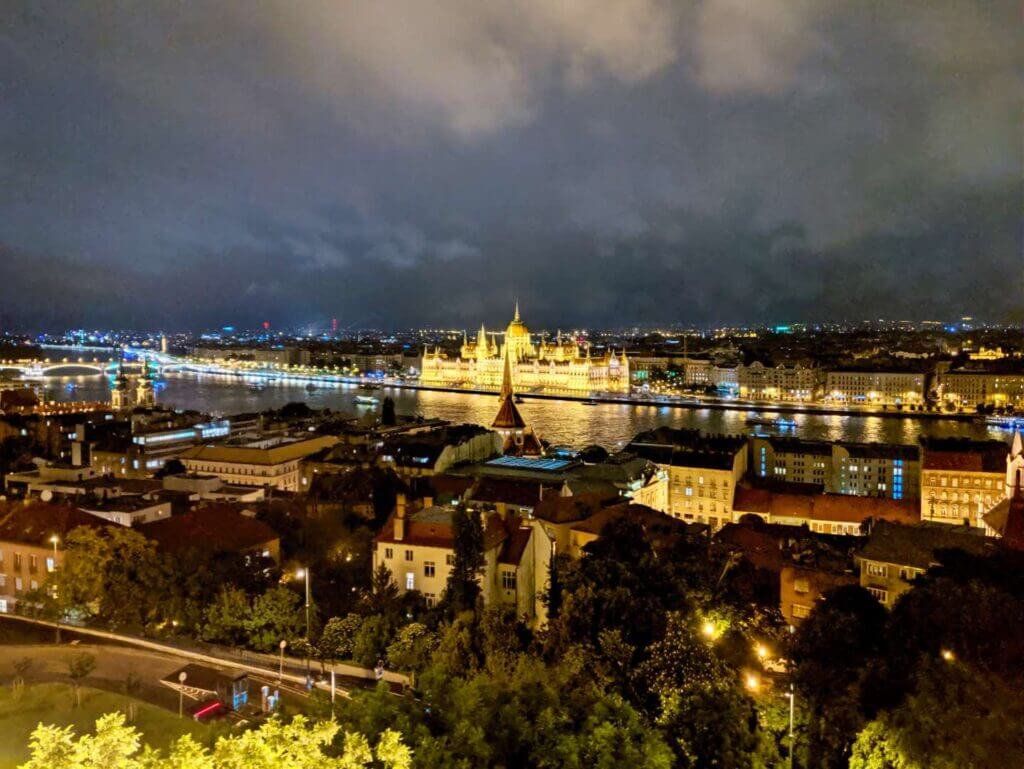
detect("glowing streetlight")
(941, 648), (955, 662)
(49, 535), (60, 644)
(755, 643), (769, 661)
(701, 621), (717, 640)
(296, 567), (312, 678)
(744, 672), (760, 692)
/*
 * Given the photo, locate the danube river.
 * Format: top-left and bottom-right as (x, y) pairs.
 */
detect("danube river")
(33, 365), (1004, 450)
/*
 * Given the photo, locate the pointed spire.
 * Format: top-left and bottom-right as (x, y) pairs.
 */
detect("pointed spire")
(1013, 429), (1022, 458)
(500, 345), (514, 399)
(513, 299), (520, 322)
(463, 329), (468, 346)
(478, 323), (489, 357)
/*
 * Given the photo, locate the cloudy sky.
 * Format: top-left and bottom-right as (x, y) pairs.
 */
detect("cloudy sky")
(1, 1), (1020, 331)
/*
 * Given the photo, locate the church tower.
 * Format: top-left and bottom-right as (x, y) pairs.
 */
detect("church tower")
(492, 348), (543, 456)
(136, 357), (156, 408)
(110, 361), (131, 411)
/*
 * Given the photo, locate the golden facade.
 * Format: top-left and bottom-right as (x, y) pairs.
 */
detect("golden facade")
(420, 304), (630, 394)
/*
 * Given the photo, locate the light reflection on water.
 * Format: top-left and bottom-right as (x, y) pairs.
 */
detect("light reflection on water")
(37, 370), (1003, 449)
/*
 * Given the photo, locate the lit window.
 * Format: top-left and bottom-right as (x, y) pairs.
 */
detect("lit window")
(424, 562), (435, 578)
(405, 572), (415, 590)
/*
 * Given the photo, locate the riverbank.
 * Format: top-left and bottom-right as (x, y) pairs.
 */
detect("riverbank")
(175, 362), (977, 424)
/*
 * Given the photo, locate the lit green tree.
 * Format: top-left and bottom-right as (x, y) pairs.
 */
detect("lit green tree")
(246, 585), (306, 652)
(200, 586), (251, 646)
(318, 614), (363, 664)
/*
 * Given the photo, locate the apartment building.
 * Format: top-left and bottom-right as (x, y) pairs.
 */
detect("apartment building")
(179, 435), (338, 491)
(919, 438), (1008, 528)
(750, 437), (919, 500)
(856, 520), (993, 607)
(824, 370), (925, 406)
(373, 496), (536, 618)
(738, 362), (819, 401)
(0, 502), (109, 613)
(937, 370), (1024, 410)
(627, 428), (746, 530)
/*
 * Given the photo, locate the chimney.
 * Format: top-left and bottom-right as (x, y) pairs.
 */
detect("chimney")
(394, 493), (406, 541)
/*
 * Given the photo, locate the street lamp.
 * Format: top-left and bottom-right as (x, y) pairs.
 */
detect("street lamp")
(279, 640), (287, 684)
(296, 566), (312, 677)
(49, 535), (60, 644)
(786, 684), (796, 769)
(178, 671), (187, 718)
(940, 648), (955, 662)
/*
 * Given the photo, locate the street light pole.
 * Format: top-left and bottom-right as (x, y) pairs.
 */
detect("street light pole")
(297, 567), (312, 678)
(178, 671), (187, 718)
(278, 640), (287, 684)
(49, 536), (60, 645)
(788, 684), (795, 769)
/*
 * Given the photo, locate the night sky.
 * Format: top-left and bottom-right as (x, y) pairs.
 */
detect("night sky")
(1, 1), (1020, 331)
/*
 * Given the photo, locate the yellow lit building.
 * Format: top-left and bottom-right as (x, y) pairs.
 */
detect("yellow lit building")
(919, 438), (1008, 528)
(825, 370), (925, 406)
(420, 304), (629, 394)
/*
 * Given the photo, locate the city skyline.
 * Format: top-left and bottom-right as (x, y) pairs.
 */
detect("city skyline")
(2, 2), (1021, 330)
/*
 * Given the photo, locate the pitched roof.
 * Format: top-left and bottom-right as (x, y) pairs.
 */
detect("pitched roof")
(468, 477), (555, 508)
(143, 505), (278, 555)
(533, 492), (621, 524)
(492, 396), (527, 429)
(0, 501), (111, 546)
(498, 526), (532, 565)
(374, 506), (512, 552)
(857, 520), (993, 569)
(733, 484), (919, 525)
(984, 489), (1024, 550)
(920, 438), (1007, 473)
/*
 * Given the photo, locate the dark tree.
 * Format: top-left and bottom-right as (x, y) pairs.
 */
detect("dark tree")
(791, 585), (887, 769)
(442, 507), (485, 614)
(381, 396), (396, 426)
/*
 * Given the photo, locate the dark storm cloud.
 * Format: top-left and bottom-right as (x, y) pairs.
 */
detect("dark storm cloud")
(0, 1), (1020, 330)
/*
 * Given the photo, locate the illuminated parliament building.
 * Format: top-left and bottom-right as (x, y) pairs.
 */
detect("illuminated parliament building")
(420, 304), (630, 394)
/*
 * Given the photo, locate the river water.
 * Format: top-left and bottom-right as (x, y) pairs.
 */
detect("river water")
(30, 358), (1004, 449)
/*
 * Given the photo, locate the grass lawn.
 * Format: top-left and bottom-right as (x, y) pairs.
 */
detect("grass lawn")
(0, 683), (218, 769)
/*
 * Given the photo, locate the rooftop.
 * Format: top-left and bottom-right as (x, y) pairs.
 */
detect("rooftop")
(0, 501), (111, 546)
(857, 520), (993, 569)
(143, 505), (279, 555)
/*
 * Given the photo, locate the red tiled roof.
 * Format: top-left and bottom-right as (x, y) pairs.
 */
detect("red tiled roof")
(468, 478), (555, 508)
(375, 507), (513, 552)
(0, 501), (110, 547)
(733, 485), (918, 525)
(534, 492), (621, 524)
(498, 526), (533, 565)
(143, 505), (278, 555)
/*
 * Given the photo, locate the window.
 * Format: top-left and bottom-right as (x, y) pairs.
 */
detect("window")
(405, 572), (415, 590)
(792, 603), (812, 619)
(0, 575), (5, 588)
(424, 593), (436, 608)
(867, 587), (888, 603)
(446, 554), (455, 566)
(29, 555), (38, 573)
(793, 578), (810, 594)
(384, 547), (393, 560)
(30, 580), (38, 591)
(15, 577), (23, 592)
(866, 562), (887, 578)
(13, 553), (21, 572)
(404, 550), (413, 562)
(501, 571), (517, 590)
(424, 562), (435, 578)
